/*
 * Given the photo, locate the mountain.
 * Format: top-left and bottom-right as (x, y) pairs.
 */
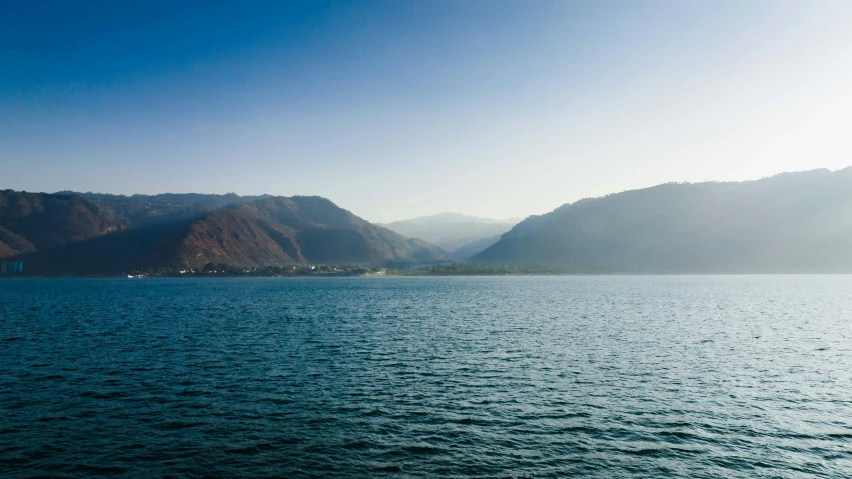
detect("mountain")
(176, 196), (444, 268)
(380, 213), (520, 258)
(0, 190), (118, 258)
(473, 168), (852, 273)
(14, 195), (445, 275)
(0, 190), (269, 260)
(58, 192), (269, 229)
(0, 225), (36, 258)
(387, 212), (521, 226)
(448, 234), (504, 262)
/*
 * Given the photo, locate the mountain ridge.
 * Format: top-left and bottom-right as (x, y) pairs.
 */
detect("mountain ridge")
(380, 212), (520, 257)
(8, 167), (852, 274)
(57, 191), (271, 229)
(0, 190), (119, 257)
(175, 196), (445, 269)
(3, 193), (446, 274)
(473, 168), (852, 273)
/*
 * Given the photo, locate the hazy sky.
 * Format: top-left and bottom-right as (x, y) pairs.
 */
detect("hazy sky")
(2, 1), (851, 222)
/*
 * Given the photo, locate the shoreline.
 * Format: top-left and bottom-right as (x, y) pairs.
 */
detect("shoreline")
(5, 272), (852, 279)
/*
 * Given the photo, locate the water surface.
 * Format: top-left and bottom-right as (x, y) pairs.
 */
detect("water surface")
(1, 276), (851, 477)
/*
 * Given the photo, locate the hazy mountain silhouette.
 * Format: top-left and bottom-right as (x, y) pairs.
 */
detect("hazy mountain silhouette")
(473, 168), (852, 273)
(447, 234), (505, 262)
(381, 213), (520, 257)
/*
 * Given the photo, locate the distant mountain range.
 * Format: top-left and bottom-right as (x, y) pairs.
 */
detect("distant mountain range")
(5, 167), (852, 275)
(380, 213), (521, 261)
(474, 168), (852, 273)
(1, 191), (444, 275)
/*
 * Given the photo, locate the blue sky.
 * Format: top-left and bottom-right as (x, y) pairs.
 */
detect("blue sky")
(2, 1), (851, 222)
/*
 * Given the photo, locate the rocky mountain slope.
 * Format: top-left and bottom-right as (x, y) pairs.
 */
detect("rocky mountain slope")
(176, 196), (444, 268)
(0, 190), (118, 258)
(12, 195), (445, 275)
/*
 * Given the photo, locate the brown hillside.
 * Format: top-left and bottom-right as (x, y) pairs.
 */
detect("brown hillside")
(13, 195), (445, 274)
(175, 196), (445, 268)
(0, 190), (118, 258)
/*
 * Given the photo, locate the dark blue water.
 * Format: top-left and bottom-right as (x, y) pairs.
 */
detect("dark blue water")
(1, 276), (851, 478)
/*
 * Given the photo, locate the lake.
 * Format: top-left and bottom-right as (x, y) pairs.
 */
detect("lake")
(1, 276), (851, 477)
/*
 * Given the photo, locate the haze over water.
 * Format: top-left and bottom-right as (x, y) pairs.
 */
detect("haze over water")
(1, 276), (850, 477)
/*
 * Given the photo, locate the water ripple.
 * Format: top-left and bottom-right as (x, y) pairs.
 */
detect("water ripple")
(1, 275), (852, 477)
